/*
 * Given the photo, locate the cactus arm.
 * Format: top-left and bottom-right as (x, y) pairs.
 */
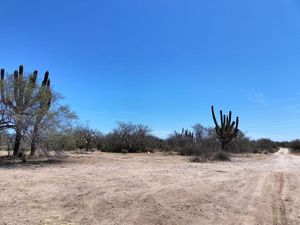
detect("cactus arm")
(0, 69), (5, 101)
(25, 71), (38, 106)
(220, 110), (223, 125)
(18, 65), (26, 108)
(18, 65), (24, 92)
(13, 70), (19, 107)
(221, 114), (226, 134)
(234, 117), (239, 134)
(211, 106), (240, 151)
(226, 111), (232, 131)
(42, 71), (49, 86)
(211, 106), (220, 130)
(229, 121), (236, 131)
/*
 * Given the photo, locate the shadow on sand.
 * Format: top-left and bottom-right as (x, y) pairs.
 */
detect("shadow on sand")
(0, 155), (68, 169)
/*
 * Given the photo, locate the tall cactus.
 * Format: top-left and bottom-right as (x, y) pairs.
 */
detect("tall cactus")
(30, 71), (51, 156)
(211, 105), (239, 151)
(0, 69), (14, 130)
(173, 128), (195, 147)
(0, 65), (50, 156)
(2, 65), (34, 156)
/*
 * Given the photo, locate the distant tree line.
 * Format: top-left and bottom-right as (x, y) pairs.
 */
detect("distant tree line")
(0, 65), (291, 160)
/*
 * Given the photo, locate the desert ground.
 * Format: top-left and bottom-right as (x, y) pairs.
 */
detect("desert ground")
(0, 148), (299, 225)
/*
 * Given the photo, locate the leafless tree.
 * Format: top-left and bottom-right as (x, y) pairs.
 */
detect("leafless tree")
(74, 125), (96, 151)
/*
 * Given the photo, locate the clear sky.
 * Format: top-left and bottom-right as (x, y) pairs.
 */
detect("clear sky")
(0, 0), (300, 140)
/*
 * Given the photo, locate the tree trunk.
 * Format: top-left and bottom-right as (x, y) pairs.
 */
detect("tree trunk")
(221, 142), (228, 152)
(85, 138), (91, 151)
(13, 127), (22, 156)
(30, 123), (39, 156)
(30, 135), (37, 156)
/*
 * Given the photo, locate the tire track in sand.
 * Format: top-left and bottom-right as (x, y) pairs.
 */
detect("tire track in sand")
(254, 172), (288, 225)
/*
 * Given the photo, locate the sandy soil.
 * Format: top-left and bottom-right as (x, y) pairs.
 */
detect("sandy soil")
(0, 148), (299, 225)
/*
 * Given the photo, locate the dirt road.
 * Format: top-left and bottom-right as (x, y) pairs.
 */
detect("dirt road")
(0, 149), (299, 225)
(220, 148), (300, 225)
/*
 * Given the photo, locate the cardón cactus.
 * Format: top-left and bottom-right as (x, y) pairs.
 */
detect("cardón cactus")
(0, 65), (52, 156)
(211, 105), (239, 151)
(30, 71), (52, 156)
(0, 65), (34, 155)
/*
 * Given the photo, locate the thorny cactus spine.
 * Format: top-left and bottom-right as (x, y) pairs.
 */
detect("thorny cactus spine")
(211, 105), (239, 151)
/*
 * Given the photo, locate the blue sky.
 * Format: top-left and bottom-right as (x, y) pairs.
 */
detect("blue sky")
(0, 0), (300, 140)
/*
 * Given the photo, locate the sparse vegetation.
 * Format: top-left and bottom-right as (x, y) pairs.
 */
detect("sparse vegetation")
(0, 65), (76, 157)
(0, 65), (45, 156)
(102, 122), (152, 153)
(254, 138), (278, 153)
(0, 66), (287, 161)
(74, 125), (96, 151)
(211, 151), (231, 161)
(2, 2), (300, 224)
(289, 140), (300, 153)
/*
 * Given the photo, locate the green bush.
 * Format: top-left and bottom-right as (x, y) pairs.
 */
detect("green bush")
(227, 132), (254, 153)
(43, 131), (76, 151)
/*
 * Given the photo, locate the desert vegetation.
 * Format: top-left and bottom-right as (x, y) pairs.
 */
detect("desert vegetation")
(2, 0), (300, 223)
(288, 140), (300, 153)
(0, 65), (77, 158)
(0, 67), (285, 160)
(0, 65), (299, 225)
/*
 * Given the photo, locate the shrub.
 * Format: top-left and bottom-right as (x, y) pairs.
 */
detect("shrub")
(252, 148), (262, 154)
(43, 131), (77, 152)
(146, 135), (167, 150)
(226, 131), (256, 153)
(74, 126), (96, 151)
(179, 145), (198, 156)
(102, 122), (152, 153)
(182, 144), (231, 162)
(289, 140), (300, 152)
(167, 128), (195, 148)
(180, 142), (214, 161)
(192, 124), (210, 142)
(254, 138), (278, 153)
(93, 131), (105, 150)
(211, 151), (231, 161)
(121, 149), (128, 154)
(190, 156), (205, 163)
